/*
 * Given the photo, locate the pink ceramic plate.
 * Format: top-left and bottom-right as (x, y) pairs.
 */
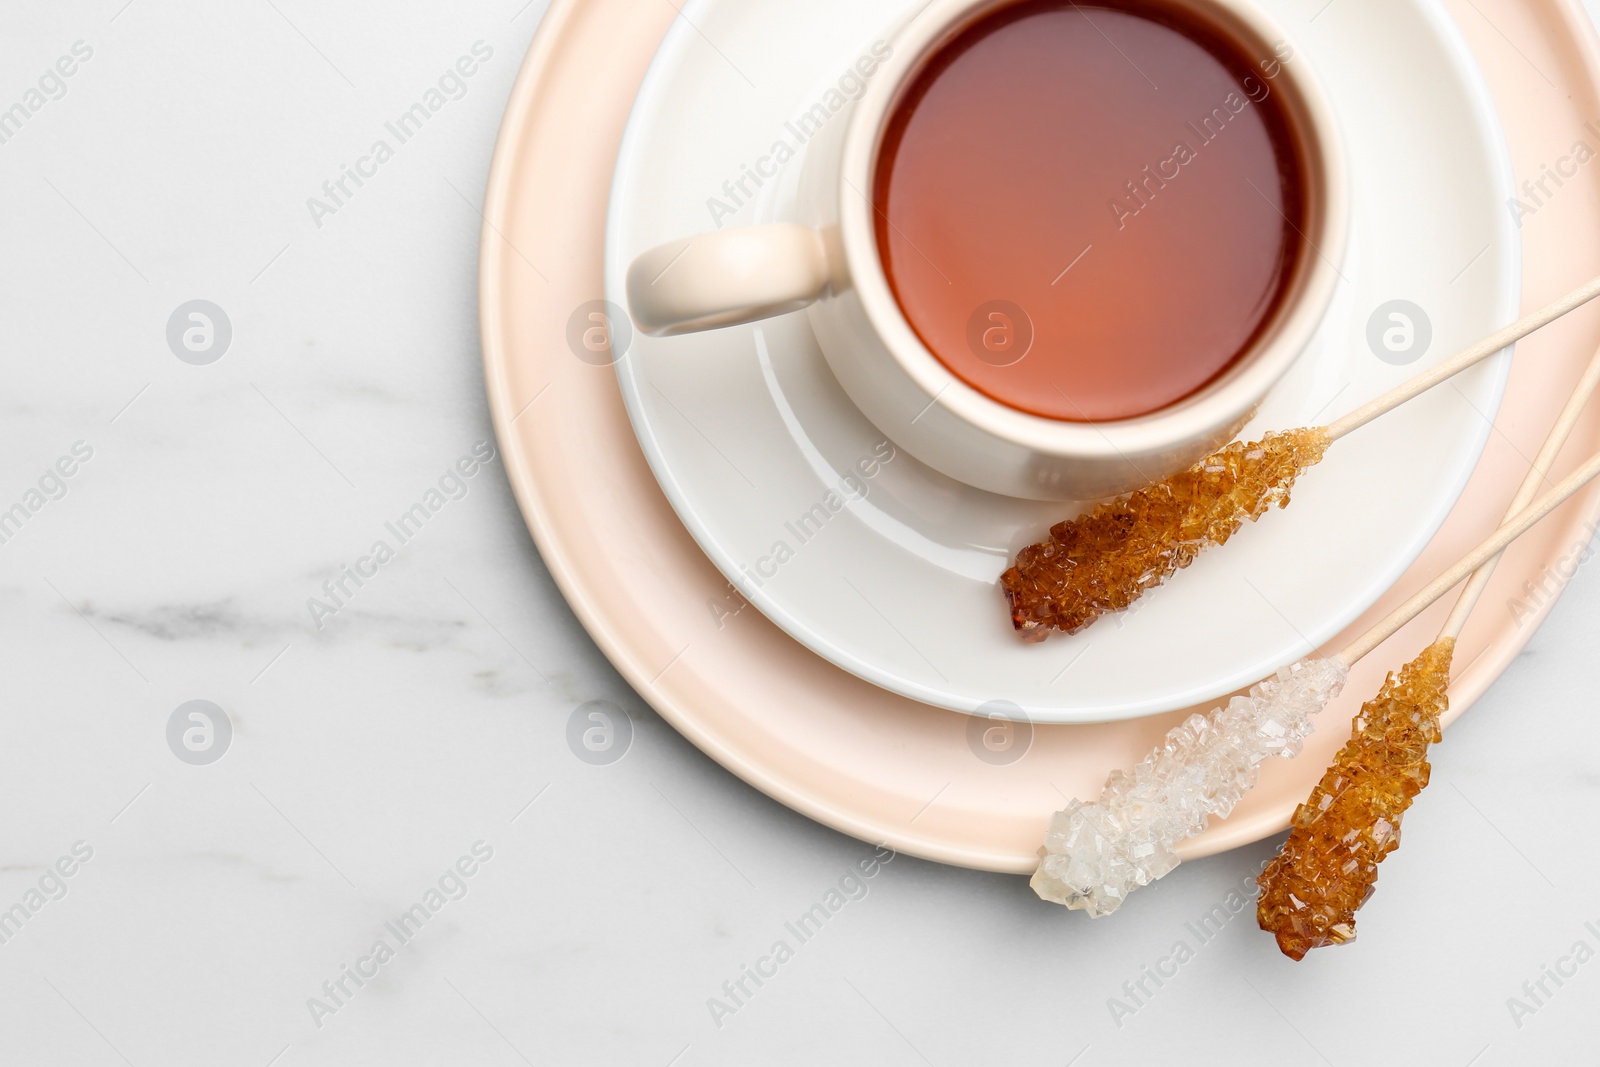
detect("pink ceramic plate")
(480, 0), (1600, 872)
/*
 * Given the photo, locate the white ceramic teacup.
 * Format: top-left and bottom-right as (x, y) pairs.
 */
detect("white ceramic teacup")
(626, 0), (1348, 501)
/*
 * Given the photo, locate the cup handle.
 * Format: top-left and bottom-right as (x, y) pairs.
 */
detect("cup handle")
(626, 223), (834, 337)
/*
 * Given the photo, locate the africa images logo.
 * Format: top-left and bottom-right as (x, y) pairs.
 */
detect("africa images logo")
(705, 41), (892, 227)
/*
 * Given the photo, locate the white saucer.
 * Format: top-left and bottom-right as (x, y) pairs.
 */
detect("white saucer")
(605, 0), (1519, 723)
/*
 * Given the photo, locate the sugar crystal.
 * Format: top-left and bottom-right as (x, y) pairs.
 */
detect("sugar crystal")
(1256, 638), (1455, 960)
(1032, 657), (1348, 916)
(1002, 429), (1330, 640)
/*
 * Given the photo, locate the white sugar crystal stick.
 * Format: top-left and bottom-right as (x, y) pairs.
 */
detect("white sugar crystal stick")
(1031, 657), (1346, 916)
(1034, 397), (1600, 917)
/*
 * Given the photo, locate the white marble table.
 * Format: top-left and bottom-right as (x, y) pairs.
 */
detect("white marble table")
(2, 2), (1598, 1063)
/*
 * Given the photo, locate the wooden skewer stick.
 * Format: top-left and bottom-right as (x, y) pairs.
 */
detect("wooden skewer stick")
(1437, 341), (1600, 641)
(1324, 272), (1600, 442)
(1337, 438), (1600, 666)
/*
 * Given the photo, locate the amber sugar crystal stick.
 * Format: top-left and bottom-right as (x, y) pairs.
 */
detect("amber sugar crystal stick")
(1257, 342), (1600, 960)
(1003, 272), (1600, 641)
(1035, 396), (1600, 919)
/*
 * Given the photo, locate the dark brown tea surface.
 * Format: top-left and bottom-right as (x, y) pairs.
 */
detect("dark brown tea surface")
(874, 0), (1305, 422)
